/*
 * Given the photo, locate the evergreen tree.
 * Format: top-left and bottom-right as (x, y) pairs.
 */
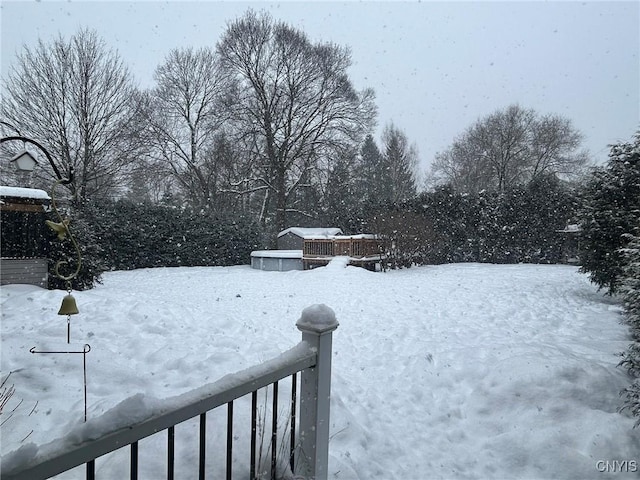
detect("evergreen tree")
(46, 205), (107, 291)
(381, 123), (418, 203)
(357, 134), (389, 206)
(579, 133), (640, 293)
(323, 153), (363, 232)
(619, 223), (640, 425)
(620, 226), (640, 331)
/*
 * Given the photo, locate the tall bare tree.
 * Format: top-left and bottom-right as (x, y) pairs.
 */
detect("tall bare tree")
(430, 104), (589, 193)
(217, 10), (376, 231)
(144, 47), (231, 210)
(1, 28), (144, 205)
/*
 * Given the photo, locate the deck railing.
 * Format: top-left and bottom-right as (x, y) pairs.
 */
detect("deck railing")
(2, 305), (339, 480)
(302, 237), (383, 270)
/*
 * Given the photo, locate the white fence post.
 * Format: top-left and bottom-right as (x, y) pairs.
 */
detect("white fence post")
(295, 304), (339, 480)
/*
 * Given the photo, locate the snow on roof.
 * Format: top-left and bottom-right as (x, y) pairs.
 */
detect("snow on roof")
(277, 227), (343, 238)
(333, 234), (378, 240)
(0, 186), (50, 200)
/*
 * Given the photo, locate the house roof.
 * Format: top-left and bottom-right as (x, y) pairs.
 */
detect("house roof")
(277, 227), (343, 239)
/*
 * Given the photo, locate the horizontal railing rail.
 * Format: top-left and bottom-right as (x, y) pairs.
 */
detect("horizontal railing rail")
(2, 305), (339, 480)
(303, 238), (381, 258)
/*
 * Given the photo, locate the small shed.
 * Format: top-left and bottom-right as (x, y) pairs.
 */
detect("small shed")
(1, 186), (51, 288)
(556, 224), (581, 264)
(277, 227), (343, 250)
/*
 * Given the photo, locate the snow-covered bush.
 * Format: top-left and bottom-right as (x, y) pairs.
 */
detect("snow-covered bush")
(81, 199), (263, 271)
(576, 132), (640, 423)
(368, 176), (578, 267)
(620, 229), (640, 331)
(46, 206), (107, 291)
(579, 132), (640, 294)
(619, 226), (640, 425)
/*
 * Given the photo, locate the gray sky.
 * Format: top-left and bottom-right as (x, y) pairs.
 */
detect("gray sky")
(1, 1), (638, 176)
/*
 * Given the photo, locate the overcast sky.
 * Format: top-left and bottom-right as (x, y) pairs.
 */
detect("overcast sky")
(1, 1), (638, 176)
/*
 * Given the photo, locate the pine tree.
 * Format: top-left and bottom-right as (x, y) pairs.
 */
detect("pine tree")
(620, 226), (640, 330)
(579, 132), (640, 293)
(619, 223), (640, 426)
(381, 123), (418, 204)
(357, 134), (389, 206)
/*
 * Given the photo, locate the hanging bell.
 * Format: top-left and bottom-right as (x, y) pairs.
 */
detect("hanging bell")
(58, 294), (79, 315)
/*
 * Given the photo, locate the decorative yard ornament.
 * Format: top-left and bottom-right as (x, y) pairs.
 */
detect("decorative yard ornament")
(58, 294), (79, 316)
(46, 178), (82, 343)
(1, 125), (82, 341)
(9, 149), (38, 172)
(2, 124), (90, 421)
(45, 218), (70, 240)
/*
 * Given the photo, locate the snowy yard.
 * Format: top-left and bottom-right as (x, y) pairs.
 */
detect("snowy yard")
(1, 263), (639, 479)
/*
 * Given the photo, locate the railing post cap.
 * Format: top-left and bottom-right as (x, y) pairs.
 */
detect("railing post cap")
(296, 304), (339, 334)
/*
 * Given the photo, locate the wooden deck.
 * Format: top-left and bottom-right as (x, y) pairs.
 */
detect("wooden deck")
(302, 236), (384, 270)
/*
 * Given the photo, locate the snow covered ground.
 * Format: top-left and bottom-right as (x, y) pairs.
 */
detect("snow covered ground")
(1, 263), (639, 479)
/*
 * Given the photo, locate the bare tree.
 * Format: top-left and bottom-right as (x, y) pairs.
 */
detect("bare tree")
(144, 47), (231, 210)
(430, 104), (589, 193)
(528, 113), (590, 180)
(217, 10), (376, 231)
(1, 28), (144, 205)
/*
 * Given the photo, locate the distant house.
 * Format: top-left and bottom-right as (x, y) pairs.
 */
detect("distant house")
(0, 186), (51, 288)
(277, 227), (343, 250)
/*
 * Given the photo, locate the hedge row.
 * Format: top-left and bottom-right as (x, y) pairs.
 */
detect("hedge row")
(47, 200), (263, 290)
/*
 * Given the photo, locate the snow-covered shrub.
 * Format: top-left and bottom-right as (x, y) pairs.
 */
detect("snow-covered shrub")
(619, 226), (640, 426)
(579, 132), (640, 294)
(46, 206), (107, 291)
(620, 229), (640, 330)
(368, 177), (578, 267)
(80, 199), (263, 271)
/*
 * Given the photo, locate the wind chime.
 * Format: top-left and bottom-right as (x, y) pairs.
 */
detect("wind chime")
(30, 178), (90, 421)
(45, 179), (82, 342)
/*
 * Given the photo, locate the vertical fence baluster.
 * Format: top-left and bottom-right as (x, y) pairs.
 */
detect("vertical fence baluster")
(167, 426), (175, 480)
(199, 413), (206, 480)
(86, 460), (95, 480)
(226, 401), (233, 480)
(271, 381), (278, 479)
(250, 390), (257, 479)
(290, 373), (297, 473)
(130, 441), (138, 480)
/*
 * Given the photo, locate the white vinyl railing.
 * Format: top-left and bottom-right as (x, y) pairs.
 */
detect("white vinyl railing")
(2, 304), (339, 480)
